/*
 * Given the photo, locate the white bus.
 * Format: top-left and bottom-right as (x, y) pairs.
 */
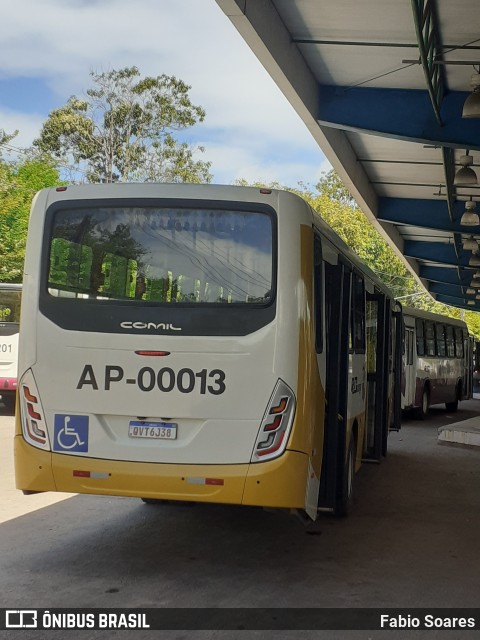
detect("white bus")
(402, 306), (472, 418)
(0, 282), (22, 411)
(15, 184), (401, 519)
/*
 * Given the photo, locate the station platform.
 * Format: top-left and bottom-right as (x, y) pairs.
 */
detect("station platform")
(438, 397), (480, 448)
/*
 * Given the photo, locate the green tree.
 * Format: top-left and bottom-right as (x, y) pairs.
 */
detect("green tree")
(0, 153), (62, 282)
(34, 66), (212, 184)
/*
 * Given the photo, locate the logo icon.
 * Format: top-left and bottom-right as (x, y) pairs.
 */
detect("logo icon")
(6, 610), (38, 629)
(53, 415), (89, 452)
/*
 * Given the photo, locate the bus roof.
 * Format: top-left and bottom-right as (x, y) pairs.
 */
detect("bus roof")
(402, 305), (468, 330)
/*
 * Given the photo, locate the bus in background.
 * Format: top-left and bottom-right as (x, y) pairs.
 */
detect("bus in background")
(15, 184), (402, 520)
(401, 306), (472, 419)
(0, 283), (22, 411)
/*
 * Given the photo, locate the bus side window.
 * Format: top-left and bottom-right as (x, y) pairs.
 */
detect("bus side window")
(425, 321), (436, 357)
(446, 325), (455, 357)
(455, 328), (464, 358)
(436, 323), (446, 357)
(352, 273), (366, 353)
(313, 234), (323, 353)
(416, 319), (425, 356)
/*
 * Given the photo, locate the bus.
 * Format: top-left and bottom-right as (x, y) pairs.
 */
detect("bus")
(15, 184), (402, 519)
(0, 282), (22, 411)
(401, 306), (473, 419)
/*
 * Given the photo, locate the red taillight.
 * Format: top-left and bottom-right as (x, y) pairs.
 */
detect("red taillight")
(20, 374), (48, 448)
(27, 402), (41, 420)
(263, 415), (282, 431)
(252, 380), (296, 463)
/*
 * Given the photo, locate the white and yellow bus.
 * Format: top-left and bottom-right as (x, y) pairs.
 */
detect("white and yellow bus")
(0, 282), (22, 411)
(15, 184), (401, 519)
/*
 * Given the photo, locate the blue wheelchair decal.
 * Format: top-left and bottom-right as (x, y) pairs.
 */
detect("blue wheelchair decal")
(53, 415), (89, 452)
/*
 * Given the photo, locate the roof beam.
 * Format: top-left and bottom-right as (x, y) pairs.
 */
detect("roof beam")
(436, 294), (475, 309)
(292, 39), (480, 51)
(403, 240), (468, 265)
(429, 282), (467, 297)
(317, 86), (480, 150)
(378, 197), (468, 231)
(410, 0), (445, 125)
(419, 265), (470, 286)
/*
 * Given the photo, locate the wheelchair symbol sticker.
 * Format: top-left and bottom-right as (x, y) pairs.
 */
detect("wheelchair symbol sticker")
(53, 415), (89, 452)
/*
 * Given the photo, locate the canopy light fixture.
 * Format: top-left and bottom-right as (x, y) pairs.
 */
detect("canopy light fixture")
(469, 252), (480, 267)
(463, 235), (479, 250)
(454, 151), (478, 186)
(463, 73), (480, 119)
(476, 294), (480, 300)
(470, 278), (480, 287)
(468, 300), (475, 305)
(461, 199), (479, 226)
(467, 287), (476, 294)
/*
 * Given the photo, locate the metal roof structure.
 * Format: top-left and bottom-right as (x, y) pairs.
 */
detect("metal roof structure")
(216, 0), (480, 310)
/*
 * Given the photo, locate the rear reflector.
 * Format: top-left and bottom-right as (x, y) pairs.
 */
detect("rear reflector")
(73, 470), (109, 479)
(186, 477), (225, 486)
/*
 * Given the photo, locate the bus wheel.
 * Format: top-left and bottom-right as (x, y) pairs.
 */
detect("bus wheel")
(446, 384), (461, 412)
(418, 387), (430, 420)
(335, 435), (355, 517)
(2, 394), (15, 413)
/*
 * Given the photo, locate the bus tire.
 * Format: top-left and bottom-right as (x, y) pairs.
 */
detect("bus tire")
(2, 394), (15, 413)
(335, 434), (356, 517)
(418, 386), (430, 420)
(446, 383), (461, 412)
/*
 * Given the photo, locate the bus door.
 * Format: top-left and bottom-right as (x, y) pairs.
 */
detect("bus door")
(364, 291), (392, 461)
(404, 324), (415, 408)
(317, 262), (351, 512)
(392, 306), (403, 433)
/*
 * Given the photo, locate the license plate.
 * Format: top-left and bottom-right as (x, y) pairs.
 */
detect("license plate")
(128, 421), (177, 440)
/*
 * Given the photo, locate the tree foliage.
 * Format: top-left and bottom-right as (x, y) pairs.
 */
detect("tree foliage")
(0, 151), (62, 282)
(33, 66), (212, 184)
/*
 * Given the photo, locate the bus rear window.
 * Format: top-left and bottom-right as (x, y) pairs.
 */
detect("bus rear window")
(47, 206), (273, 305)
(0, 287), (21, 323)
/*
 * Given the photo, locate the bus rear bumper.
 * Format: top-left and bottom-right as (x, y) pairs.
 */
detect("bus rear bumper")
(14, 435), (309, 509)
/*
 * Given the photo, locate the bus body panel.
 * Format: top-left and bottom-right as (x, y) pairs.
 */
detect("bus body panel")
(15, 434), (309, 509)
(32, 314), (281, 464)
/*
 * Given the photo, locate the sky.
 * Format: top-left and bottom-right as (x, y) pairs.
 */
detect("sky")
(0, 0), (330, 187)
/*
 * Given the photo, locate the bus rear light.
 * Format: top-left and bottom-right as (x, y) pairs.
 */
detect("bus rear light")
(263, 415), (282, 431)
(269, 397), (288, 414)
(23, 386), (38, 402)
(256, 432), (285, 458)
(19, 371), (50, 450)
(251, 379), (296, 463)
(27, 403), (42, 420)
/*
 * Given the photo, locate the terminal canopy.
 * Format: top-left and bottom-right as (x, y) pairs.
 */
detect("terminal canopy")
(217, 0), (480, 310)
